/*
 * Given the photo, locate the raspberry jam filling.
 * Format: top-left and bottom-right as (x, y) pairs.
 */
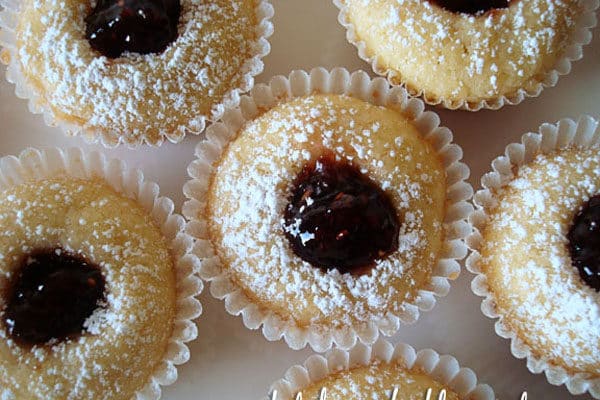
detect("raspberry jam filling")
(283, 151), (400, 275)
(3, 248), (106, 345)
(85, 0), (181, 58)
(428, 0), (509, 14)
(568, 194), (600, 291)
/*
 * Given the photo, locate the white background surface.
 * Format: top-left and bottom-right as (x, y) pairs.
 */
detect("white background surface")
(1, 1), (599, 399)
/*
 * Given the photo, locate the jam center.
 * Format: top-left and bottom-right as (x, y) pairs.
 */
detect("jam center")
(85, 0), (181, 59)
(428, 0), (509, 14)
(568, 194), (600, 291)
(283, 151), (400, 275)
(3, 248), (106, 345)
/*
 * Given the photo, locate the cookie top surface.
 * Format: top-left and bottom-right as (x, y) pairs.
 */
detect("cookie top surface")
(15, 0), (260, 144)
(480, 146), (600, 375)
(0, 177), (176, 400)
(340, 0), (584, 106)
(206, 93), (447, 330)
(298, 361), (459, 400)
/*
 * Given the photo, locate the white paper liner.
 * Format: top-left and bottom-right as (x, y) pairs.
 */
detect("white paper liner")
(183, 67), (473, 352)
(465, 115), (600, 398)
(263, 339), (495, 400)
(0, 1), (274, 147)
(332, 0), (599, 111)
(0, 147), (203, 400)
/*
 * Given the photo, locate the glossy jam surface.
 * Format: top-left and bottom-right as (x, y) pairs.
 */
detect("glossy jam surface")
(568, 195), (600, 291)
(428, 0), (509, 14)
(283, 152), (400, 275)
(3, 248), (106, 345)
(85, 0), (181, 58)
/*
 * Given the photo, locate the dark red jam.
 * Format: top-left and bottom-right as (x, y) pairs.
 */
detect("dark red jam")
(568, 195), (600, 291)
(85, 0), (181, 59)
(3, 248), (106, 345)
(428, 0), (509, 14)
(283, 151), (400, 275)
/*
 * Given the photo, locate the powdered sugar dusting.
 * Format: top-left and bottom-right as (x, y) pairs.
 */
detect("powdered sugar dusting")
(207, 94), (446, 329)
(15, 0), (262, 144)
(481, 146), (600, 373)
(0, 177), (176, 399)
(340, 0), (584, 104)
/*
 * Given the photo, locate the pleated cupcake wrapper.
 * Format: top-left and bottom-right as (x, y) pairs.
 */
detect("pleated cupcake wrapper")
(465, 115), (600, 398)
(0, 0), (274, 147)
(263, 339), (495, 400)
(0, 147), (203, 400)
(183, 67), (474, 352)
(332, 0), (599, 111)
